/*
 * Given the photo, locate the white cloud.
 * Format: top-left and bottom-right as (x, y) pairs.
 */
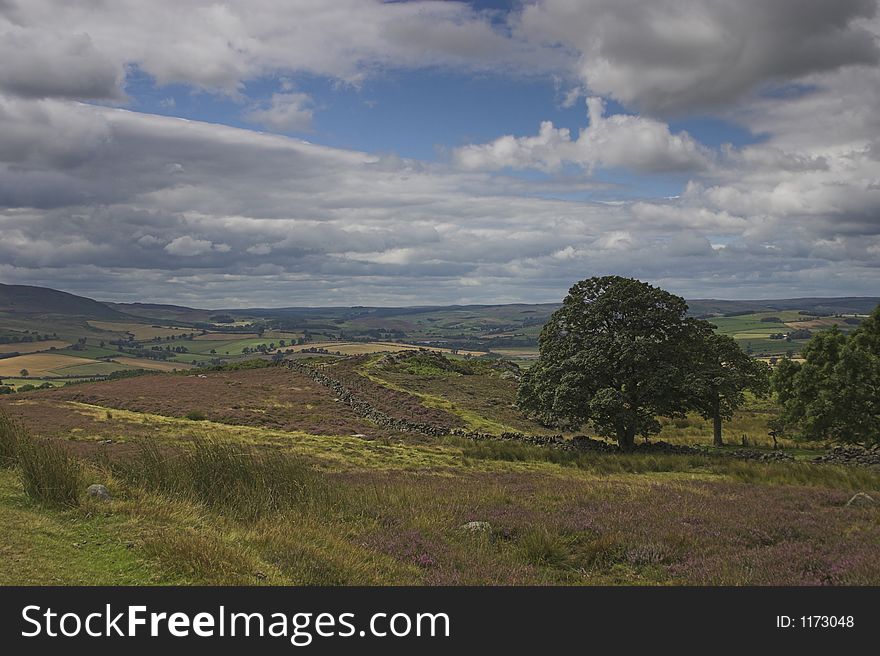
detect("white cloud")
(0, 1), (563, 101)
(454, 97), (711, 173)
(517, 0), (880, 114)
(245, 92), (314, 132)
(164, 236), (216, 256)
(1, 3), (879, 304)
(0, 97), (877, 305)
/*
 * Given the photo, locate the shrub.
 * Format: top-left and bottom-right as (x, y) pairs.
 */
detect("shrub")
(518, 527), (571, 567)
(185, 410), (207, 421)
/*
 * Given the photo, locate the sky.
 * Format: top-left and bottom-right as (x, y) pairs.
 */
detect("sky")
(0, 0), (879, 307)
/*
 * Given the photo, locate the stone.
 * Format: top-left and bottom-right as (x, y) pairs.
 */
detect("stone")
(86, 484), (111, 501)
(845, 492), (875, 507)
(461, 521), (491, 532)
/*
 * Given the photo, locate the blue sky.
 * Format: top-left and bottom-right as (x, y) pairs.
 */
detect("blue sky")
(124, 62), (760, 205)
(128, 63), (756, 171)
(0, 0), (878, 306)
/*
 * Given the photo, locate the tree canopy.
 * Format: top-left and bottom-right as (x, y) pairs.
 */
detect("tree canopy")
(686, 327), (770, 446)
(517, 276), (769, 449)
(517, 276), (704, 449)
(773, 305), (880, 446)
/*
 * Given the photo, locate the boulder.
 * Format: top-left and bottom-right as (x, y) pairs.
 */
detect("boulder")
(86, 484), (111, 501)
(461, 521), (491, 533)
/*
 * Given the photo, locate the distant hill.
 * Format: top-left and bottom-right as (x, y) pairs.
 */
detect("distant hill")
(687, 297), (880, 317)
(104, 302), (216, 324)
(2, 282), (877, 329)
(0, 283), (129, 320)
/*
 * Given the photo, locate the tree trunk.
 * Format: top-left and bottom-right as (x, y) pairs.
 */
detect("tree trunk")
(617, 426), (636, 451)
(712, 404), (723, 447)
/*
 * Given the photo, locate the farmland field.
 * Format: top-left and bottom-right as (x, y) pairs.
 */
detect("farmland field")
(192, 332), (261, 341)
(0, 377), (94, 391)
(0, 340), (70, 355)
(0, 353), (107, 377)
(87, 321), (197, 340)
(109, 356), (195, 372)
(291, 341), (486, 356)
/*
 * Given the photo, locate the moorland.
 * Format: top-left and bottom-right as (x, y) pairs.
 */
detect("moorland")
(0, 282), (878, 586)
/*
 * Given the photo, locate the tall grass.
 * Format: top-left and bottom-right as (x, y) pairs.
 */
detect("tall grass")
(15, 437), (83, 507)
(114, 438), (319, 521)
(0, 410), (82, 506)
(458, 437), (880, 488)
(0, 411), (24, 468)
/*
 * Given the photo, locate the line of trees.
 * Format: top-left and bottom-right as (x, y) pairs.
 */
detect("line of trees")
(517, 275), (878, 450)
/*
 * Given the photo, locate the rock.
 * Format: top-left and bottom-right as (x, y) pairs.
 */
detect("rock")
(461, 521), (491, 533)
(845, 492), (876, 507)
(86, 484), (111, 501)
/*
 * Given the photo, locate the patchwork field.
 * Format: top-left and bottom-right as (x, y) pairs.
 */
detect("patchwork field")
(0, 353), (108, 377)
(192, 332), (261, 341)
(110, 357), (195, 372)
(87, 321), (197, 340)
(0, 340), (71, 355)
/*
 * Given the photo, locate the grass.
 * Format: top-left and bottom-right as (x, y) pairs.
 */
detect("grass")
(1, 418), (878, 585)
(0, 469), (158, 584)
(361, 356), (524, 434)
(0, 411), (24, 467)
(2, 359), (880, 586)
(1, 412), (82, 507)
(112, 438), (319, 521)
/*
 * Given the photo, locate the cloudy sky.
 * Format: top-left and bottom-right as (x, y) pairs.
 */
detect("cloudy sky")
(1, 0), (879, 307)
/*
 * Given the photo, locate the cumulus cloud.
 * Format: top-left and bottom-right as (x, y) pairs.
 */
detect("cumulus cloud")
(0, 96), (877, 305)
(0, 28), (122, 100)
(0, 1), (562, 101)
(0, 2), (879, 304)
(518, 0), (880, 114)
(165, 236), (217, 257)
(454, 97), (711, 173)
(244, 92), (314, 132)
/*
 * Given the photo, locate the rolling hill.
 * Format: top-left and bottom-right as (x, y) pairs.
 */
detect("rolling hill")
(0, 283), (128, 320)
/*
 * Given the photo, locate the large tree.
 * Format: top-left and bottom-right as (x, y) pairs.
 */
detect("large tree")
(517, 276), (702, 449)
(773, 305), (880, 446)
(686, 328), (770, 446)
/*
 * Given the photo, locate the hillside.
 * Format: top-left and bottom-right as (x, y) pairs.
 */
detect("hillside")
(687, 297), (880, 317)
(0, 283), (128, 320)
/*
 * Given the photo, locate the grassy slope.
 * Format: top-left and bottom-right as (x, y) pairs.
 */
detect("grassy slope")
(2, 427), (878, 585)
(2, 351), (879, 586)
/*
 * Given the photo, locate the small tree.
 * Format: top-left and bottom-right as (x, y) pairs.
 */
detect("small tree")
(19, 369), (29, 378)
(517, 276), (700, 449)
(687, 328), (770, 446)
